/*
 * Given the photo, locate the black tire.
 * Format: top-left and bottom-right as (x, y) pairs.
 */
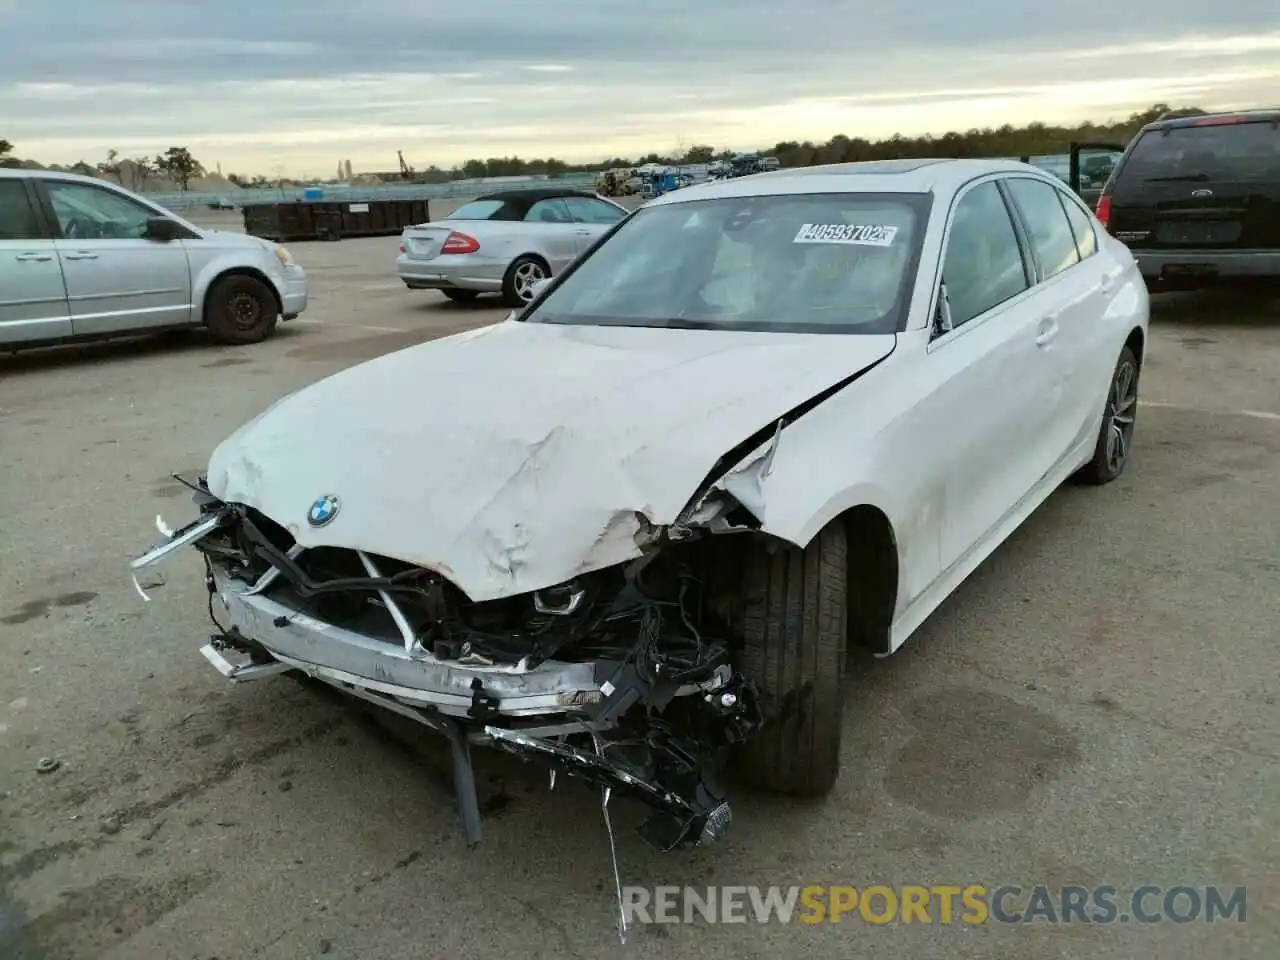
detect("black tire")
(1076, 345), (1140, 485)
(734, 523), (848, 796)
(442, 289), (480, 304)
(205, 274), (279, 345)
(500, 255), (549, 308)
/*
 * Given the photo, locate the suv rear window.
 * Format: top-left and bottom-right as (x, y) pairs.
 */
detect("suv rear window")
(1121, 121), (1278, 182)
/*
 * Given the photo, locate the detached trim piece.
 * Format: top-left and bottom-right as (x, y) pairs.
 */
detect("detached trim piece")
(130, 510), (231, 601)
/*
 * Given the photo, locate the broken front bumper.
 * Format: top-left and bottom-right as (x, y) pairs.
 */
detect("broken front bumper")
(207, 564), (607, 719)
(130, 498), (761, 853)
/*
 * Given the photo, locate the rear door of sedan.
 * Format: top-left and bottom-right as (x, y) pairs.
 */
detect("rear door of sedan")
(1002, 176), (1119, 460)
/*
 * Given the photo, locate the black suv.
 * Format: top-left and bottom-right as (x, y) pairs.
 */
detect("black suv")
(1094, 108), (1279, 289)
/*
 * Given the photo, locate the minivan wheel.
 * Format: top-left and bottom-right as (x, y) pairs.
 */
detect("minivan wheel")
(501, 256), (548, 308)
(205, 275), (279, 345)
(1077, 345), (1140, 485)
(733, 523), (848, 796)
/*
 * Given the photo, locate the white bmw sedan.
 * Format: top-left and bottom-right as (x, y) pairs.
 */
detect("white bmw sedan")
(132, 158), (1148, 851)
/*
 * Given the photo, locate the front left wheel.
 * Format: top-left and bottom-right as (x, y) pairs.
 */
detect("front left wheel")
(1077, 345), (1140, 485)
(205, 275), (279, 345)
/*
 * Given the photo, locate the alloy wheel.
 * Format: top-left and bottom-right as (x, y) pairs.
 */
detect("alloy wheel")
(513, 261), (547, 302)
(1105, 359), (1138, 474)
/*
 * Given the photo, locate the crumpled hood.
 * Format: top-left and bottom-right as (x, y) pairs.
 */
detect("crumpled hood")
(207, 320), (894, 601)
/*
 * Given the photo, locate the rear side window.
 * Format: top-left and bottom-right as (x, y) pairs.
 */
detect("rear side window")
(563, 196), (626, 224)
(0, 180), (43, 240)
(942, 181), (1029, 327)
(447, 200), (505, 220)
(1005, 178), (1080, 280)
(525, 198), (573, 223)
(1059, 193), (1098, 259)
(1120, 121), (1278, 182)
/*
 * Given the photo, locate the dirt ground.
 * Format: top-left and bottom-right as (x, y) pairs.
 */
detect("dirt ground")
(0, 226), (1277, 960)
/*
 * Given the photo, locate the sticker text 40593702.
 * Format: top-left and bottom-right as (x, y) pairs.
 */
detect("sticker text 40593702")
(794, 223), (899, 247)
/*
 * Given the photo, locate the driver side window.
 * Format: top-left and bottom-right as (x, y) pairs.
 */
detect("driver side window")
(939, 180), (1029, 331)
(44, 181), (157, 240)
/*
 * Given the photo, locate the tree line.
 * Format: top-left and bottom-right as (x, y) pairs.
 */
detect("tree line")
(376, 103), (1201, 181)
(2, 103), (1203, 189)
(428, 103), (1202, 178)
(0, 141), (205, 189)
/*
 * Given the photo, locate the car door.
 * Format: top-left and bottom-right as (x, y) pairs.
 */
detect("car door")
(37, 179), (192, 336)
(521, 197), (581, 273)
(1003, 176), (1115, 463)
(0, 177), (72, 343)
(562, 196), (628, 253)
(923, 177), (1057, 574)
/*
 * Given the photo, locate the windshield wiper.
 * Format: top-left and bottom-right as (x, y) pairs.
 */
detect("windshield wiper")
(1145, 172), (1210, 182)
(649, 317), (725, 330)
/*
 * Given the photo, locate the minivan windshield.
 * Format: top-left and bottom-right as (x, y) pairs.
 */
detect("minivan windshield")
(1122, 121), (1278, 183)
(521, 192), (929, 334)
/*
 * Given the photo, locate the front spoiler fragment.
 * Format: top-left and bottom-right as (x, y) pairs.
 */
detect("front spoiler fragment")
(201, 635), (743, 852)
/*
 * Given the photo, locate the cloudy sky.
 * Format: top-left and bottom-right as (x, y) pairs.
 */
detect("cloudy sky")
(4, 0), (1278, 177)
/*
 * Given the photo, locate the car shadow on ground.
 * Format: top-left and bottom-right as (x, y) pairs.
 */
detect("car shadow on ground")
(411, 293), (511, 314)
(1149, 287), (1279, 327)
(0, 325), (308, 376)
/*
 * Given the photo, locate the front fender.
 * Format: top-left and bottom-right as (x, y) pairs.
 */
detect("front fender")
(188, 245), (285, 323)
(699, 347), (940, 625)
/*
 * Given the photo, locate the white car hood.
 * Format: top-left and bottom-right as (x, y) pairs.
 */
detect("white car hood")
(207, 320), (895, 601)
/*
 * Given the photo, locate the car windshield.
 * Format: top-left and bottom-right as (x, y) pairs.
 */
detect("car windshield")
(521, 192), (929, 334)
(1123, 121), (1278, 182)
(447, 199), (505, 220)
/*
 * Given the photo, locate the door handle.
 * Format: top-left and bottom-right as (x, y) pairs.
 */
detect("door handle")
(575, 229), (592, 236)
(63, 252), (99, 260)
(15, 252), (53, 262)
(1035, 316), (1059, 347)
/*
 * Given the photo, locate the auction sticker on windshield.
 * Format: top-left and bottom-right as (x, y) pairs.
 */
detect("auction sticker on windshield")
(794, 223), (899, 246)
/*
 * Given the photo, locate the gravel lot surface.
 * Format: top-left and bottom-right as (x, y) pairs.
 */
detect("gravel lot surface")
(1, 219), (1277, 959)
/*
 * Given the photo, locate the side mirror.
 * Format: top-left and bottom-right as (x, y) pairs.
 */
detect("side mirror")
(145, 216), (178, 242)
(933, 282), (954, 337)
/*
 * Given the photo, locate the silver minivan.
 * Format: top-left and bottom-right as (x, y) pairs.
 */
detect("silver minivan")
(0, 169), (308, 348)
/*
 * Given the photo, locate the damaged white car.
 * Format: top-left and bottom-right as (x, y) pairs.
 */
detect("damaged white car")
(132, 159), (1148, 852)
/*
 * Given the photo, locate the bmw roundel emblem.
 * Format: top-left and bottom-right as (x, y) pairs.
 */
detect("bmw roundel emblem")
(307, 494), (340, 527)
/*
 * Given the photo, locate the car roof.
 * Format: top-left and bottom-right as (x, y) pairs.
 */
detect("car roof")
(0, 168), (111, 186)
(646, 157), (1053, 206)
(1141, 108), (1280, 132)
(473, 187), (597, 207)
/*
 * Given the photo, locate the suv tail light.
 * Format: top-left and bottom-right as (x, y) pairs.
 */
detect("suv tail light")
(441, 231), (480, 255)
(1094, 195), (1111, 231)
